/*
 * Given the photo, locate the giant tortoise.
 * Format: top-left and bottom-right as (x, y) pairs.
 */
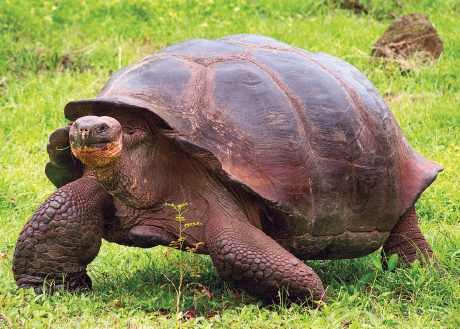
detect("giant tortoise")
(12, 34), (442, 304)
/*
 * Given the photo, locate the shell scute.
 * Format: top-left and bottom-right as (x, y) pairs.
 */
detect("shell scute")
(102, 58), (195, 110)
(308, 157), (352, 237)
(348, 155), (391, 232)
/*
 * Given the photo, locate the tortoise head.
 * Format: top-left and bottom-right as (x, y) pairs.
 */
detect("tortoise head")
(69, 116), (123, 168)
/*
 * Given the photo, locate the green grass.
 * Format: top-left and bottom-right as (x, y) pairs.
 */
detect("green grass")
(1, 0), (460, 327)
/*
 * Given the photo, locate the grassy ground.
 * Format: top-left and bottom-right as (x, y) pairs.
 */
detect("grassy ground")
(1, 0), (459, 327)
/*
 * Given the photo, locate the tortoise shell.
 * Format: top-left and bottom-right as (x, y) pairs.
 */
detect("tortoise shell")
(51, 34), (442, 259)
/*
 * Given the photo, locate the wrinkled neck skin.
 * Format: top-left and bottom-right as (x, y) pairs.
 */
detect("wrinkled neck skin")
(88, 129), (251, 253)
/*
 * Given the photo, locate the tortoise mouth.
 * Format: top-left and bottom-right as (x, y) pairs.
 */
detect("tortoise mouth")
(71, 139), (122, 167)
(71, 141), (110, 153)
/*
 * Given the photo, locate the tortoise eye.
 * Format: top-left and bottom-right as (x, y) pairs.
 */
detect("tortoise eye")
(97, 125), (108, 134)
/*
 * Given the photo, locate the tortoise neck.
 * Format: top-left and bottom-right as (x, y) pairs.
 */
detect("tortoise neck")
(90, 158), (120, 192)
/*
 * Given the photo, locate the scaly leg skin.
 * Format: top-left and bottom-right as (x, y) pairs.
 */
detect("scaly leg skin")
(12, 177), (113, 293)
(382, 206), (435, 267)
(205, 213), (326, 306)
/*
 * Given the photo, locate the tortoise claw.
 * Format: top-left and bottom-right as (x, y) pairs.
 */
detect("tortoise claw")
(16, 272), (92, 295)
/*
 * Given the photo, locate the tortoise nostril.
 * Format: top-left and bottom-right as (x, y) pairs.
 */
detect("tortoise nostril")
(78, 128), (90, 136)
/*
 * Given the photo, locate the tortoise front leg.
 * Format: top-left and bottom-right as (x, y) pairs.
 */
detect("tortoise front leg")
(12, 177), (112, 292)
(382, 206), (435, 267)
(205, 212), (325, 305)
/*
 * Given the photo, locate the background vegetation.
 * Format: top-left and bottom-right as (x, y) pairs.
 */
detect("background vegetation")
(1, 0), (459, 327)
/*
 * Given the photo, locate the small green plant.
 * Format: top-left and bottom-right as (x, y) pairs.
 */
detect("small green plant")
(163, 203), (207, 320)
(357, 252), (398, 284)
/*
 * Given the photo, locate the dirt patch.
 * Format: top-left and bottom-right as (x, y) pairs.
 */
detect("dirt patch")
(340, 0), (368, 14)
(371, 14), (443, 72)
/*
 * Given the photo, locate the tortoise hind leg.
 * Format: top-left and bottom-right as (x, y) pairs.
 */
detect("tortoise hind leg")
(205, 212), (326, 305)
(382, 206), (434, 267)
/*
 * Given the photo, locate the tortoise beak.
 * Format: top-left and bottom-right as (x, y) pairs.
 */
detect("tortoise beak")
(70, 116), (121, 152)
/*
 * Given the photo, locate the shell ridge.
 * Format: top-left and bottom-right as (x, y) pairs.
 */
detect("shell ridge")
(101, 57), (163, 96)
(180, 58), (207, 132)
(220, 40), (293, 52)
(242, 51), (313, 161)
(240, 50), (316, 210)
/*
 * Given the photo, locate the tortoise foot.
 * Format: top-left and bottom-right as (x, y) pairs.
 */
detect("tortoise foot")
(383, 206), (435, 268)
(16, 271), (92, 294)
(12, 178), (111, 294)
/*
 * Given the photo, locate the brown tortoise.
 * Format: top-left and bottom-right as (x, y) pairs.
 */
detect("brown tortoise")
(12, 34), (442, 304)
